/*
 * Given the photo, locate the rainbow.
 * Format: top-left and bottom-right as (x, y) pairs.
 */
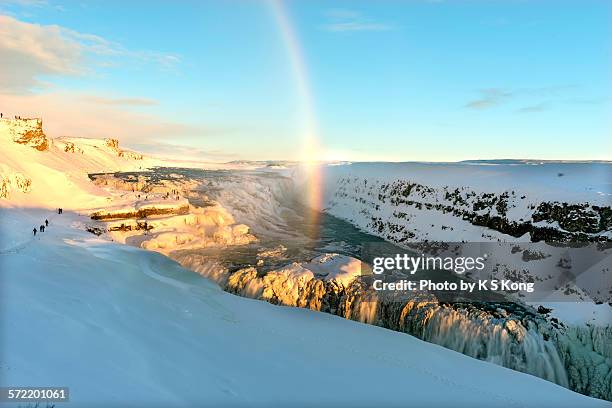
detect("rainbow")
(269, 0), (323, 235)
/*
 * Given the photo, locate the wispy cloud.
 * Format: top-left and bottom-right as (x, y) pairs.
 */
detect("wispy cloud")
(516, 102), (549, 113)
(321, 9), (393, 32)
(0, 14), (180, 93)
(80, 95), (159, 106)
(465, 85), (578, 111)
(464, 88), (513, 109)
(0, 91), (210, 145)
(566, 96), (609, 105)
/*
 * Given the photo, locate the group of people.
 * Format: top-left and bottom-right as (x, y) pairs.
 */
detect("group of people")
(162, 192), (181, 200)
(32, 208), (63, 236)
(0, 113), (21, 119)
(162, 189), (181, 200)
(33, 219), (49, 236)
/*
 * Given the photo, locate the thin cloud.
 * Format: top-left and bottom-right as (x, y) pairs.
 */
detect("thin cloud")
(465, 85), (577, 110)
(0, 91), (242, 154)
(516, 102), (549, 113)
(322, 9), (393, 32)
(464, 88), (513, 109)
(566, 96), (609, 105)
(0, 14), (180, 93)
(81, 95), (159, 106)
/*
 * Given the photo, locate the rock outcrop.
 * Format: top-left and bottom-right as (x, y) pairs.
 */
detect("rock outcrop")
(0, 173), (32, 199)
(0, 117), (49, 151)
(90, 202), (190, 220)
(103, 138), (143, 160)
(63, 141), (84, 154)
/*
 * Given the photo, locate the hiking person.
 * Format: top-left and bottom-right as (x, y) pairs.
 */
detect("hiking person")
(39, 225), (44, 232)
(45, 219), (49, 227)
(33, 228), (37, 236)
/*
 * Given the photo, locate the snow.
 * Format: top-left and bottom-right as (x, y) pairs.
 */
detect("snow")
(304, 253), (363, 285)
(535, 302), (612, 327)
(2, 119), (611, 405)
(1, 207), (608, 407)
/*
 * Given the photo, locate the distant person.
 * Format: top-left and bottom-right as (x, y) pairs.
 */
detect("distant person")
(1, 113), (3, 118)
(39, 225), (44, 232)
(45, 219), (49, 227)
(33, 228), (37, 236)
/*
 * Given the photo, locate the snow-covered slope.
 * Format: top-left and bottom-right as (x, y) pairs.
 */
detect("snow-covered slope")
(1, 207), (608, 408)
(0, 118), (158, 208)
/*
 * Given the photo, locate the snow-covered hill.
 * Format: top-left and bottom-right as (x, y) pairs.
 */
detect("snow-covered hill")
(0, 117), (158, 207)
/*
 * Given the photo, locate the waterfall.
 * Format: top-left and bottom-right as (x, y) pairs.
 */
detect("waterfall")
(385, 300), (568, 387)
(162, 169), (610, 401)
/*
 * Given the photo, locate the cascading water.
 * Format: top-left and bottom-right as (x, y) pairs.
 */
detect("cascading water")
(375, 299), (569, 387)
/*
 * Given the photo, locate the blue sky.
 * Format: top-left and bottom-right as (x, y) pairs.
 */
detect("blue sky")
(0, 0), (610, 161)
